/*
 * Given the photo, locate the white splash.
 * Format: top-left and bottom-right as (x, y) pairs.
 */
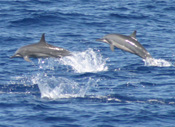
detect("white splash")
(143, 57), (173, 67)
(32, 73), (87, 99)
(60, 48), (108, 73)
(19, 48), (107, 99)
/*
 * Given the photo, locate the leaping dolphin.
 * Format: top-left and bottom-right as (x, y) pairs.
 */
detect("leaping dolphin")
(96, 31), (152, 59)
(11, 33), (71, 62)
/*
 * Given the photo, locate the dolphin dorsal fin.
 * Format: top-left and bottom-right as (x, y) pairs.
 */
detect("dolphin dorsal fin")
(39, 33), (47, 44)
(130, 30), (137, 39)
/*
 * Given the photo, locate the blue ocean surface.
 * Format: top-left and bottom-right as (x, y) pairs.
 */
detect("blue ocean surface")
(0, 0), (175, 127)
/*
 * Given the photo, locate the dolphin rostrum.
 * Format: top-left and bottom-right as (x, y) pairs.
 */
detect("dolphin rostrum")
(11, 33), (71, 62)
(96, 31), (152, 59)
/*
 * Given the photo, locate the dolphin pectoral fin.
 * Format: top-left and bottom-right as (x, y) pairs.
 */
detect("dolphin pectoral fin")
(110, 44), (115, 51)
(24, 56), (31, 62)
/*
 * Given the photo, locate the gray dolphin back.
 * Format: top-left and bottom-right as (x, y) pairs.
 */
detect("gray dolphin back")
(97, 31), (152, 59)
(11, 34), (71, 62)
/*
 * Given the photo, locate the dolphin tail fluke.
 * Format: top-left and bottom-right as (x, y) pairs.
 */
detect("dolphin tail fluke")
(146, 54), (153, 59)
(140, 52), (153, 60)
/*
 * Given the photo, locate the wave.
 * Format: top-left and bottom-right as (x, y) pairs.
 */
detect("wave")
(10, 15), (60, 27)
(9, 11), (88, 27)
(86, 95), (175, 105)
(110, 13), (149, 20)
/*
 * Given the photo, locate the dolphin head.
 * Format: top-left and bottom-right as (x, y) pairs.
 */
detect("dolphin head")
(96, 38), (110, 44)
(11, 49), (23, 58)
(11, 53), (22, 58)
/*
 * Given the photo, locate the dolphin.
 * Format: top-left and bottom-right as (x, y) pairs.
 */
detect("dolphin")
(96, 31), (152, 59)
(11, 33), (71, 62)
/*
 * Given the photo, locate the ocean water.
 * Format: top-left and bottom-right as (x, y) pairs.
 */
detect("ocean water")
(0, 0), (175, 127)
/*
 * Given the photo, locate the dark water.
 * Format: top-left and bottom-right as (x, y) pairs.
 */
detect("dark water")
(0, 0), (175, 127)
